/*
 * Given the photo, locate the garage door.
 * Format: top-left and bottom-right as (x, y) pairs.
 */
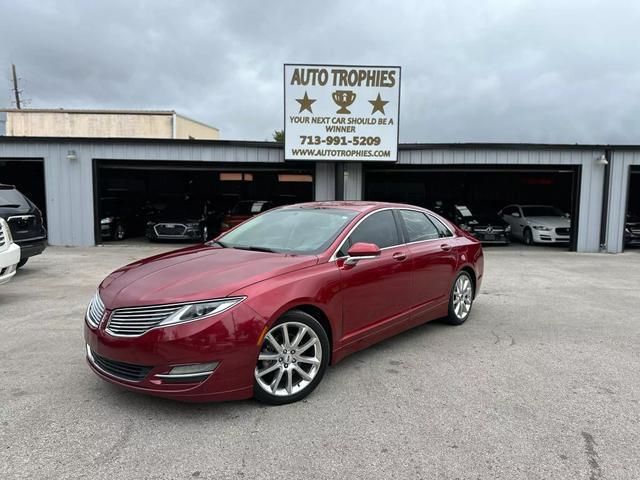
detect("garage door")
(0, 158), (47, 226)
(624, 166), (640, 251)
(93, 160), (314, 243)
(364, 165), (581, 251)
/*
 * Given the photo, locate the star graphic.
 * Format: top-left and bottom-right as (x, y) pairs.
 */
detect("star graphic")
(369, 93), (389, 115)
(296, 91), (316, 113)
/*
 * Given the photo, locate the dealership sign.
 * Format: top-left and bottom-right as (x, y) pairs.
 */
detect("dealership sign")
(284, 64), (400, 162)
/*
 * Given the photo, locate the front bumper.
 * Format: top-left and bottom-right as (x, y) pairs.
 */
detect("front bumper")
(470, 231), (510, 244)
(15, 236), (46, 260)
(0, 243), (20, 285)
(531, 229), (570, 243)
(84, 302), (265, 402)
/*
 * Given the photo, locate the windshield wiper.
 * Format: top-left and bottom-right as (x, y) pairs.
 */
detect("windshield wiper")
(210, 240), (228, 248)
(0, 204), (20, 208)
(233, 245), (277, 253)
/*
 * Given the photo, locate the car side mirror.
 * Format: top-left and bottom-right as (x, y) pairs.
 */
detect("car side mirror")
(345, 242), (381, 265)
(511, 212), (520, 218)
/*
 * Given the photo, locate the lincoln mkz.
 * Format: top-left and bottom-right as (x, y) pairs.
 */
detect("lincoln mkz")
(84, 202), (484, 404)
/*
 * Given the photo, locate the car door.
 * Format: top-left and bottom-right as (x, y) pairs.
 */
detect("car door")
(397, 209), (459, 316)
(337, 209), (413, 337)
(501, 205), (524, 238)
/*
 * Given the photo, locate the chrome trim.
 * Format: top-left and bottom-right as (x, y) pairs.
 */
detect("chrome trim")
(153, 223), (187, 237)
(105, 296), (247, 337)
(155, 371), (215, 379)
(85, 292), (105, 329)
(7, 214), (36, 222)
(330, 207), (457, 262)
(344, 254), (378, 265)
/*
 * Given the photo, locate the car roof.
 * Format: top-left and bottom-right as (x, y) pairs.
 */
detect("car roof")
(282, 201), (424, 213)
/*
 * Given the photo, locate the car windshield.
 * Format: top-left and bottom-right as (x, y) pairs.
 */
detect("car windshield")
(217, 207), (359, 254)
(522, 206), (565, 217)
(0, 187), (29, 208)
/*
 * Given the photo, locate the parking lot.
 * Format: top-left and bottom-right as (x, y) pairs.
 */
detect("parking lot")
(1, 245), (639, 479)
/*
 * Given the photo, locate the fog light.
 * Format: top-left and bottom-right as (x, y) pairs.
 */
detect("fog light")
(169, 362), (218, 375)
(155, 362), (219, 381)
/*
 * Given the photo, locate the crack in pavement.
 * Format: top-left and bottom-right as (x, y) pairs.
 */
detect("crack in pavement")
(582, 431), (603, 480)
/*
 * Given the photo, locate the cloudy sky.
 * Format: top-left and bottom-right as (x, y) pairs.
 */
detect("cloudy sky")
(1, 0), (639, 143)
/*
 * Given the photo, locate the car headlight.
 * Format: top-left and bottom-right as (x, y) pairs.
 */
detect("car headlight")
(460, 223), (471, 232)
(505, 225), (511, 233)
(146, 221), (155, 226)
(1, 218), (13, 243)
(158, 297), (246, 327)
(185, 222), (200, 229)
(532, 225), (551, 231)
(101, 217), (114, 225)
(221, 222), (230, 228)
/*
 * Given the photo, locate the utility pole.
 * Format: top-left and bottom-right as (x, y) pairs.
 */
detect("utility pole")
(11, 64), (22, 109)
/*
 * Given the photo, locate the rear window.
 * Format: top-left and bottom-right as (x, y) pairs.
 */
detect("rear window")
(0, 187), (29, 208)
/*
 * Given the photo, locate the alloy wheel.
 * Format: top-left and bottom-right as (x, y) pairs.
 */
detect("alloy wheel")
(255, 321), (322, 397)
(453, 274), (473, 320)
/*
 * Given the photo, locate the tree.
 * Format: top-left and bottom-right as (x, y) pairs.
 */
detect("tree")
(273, 130), (284, 142)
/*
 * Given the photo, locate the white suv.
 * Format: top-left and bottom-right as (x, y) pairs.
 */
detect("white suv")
(0, 217), (20, 285)
(499, 204), (571, 245)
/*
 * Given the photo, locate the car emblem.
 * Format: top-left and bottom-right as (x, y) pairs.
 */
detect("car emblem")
(166, 224), (175, 228)
(486, 227), (494, 233)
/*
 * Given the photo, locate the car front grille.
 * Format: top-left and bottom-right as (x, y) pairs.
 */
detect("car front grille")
(0, 227), (5, 247)
(88, 347), (152, 382)
(154, 223), (187, 236)
(106, 303), (184, 336)
(556, 227), (570, 236)
(8, 215), (36, 232)
(472, 226), (505, 233)
(86, 293), (106, 328)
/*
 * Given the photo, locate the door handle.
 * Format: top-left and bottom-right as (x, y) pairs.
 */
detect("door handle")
(392, 252), (407, 261)
(440, 244), (452, 252)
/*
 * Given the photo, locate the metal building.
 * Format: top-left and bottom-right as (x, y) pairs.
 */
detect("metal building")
(0, 136), (638, 253)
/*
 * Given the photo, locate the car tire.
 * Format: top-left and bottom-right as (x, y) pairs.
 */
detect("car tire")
(16, 258), (28, 269)
(253, 310), (330, 405)
(442, 271), (474, 326)
(523, 228), (534, 245)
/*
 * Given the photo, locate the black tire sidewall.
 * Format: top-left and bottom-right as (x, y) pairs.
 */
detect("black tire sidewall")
(253, 310), (330, 405)
(524, 228), (533, 245)
(445, 271), (474, 325)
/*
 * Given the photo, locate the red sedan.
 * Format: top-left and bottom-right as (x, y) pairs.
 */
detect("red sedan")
(84, 202), (483, 404)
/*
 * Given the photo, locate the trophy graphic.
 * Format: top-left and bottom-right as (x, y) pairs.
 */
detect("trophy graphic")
(332, 90), (356, 114)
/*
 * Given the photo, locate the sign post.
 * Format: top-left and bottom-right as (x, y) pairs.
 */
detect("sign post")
(284, 64), (401, 165)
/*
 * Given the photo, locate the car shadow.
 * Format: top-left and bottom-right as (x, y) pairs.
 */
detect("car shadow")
(85, 318), (452, 414)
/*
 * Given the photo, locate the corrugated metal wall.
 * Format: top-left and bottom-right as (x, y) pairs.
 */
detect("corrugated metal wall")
(1, 139), (639, 253)
(343, 147), (610, 252)
(606, 151), (640, 252)
(0, 140), (284, 246)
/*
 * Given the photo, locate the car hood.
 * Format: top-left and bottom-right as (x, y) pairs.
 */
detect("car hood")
(99, 245), (318, 309)
(466, 214), (506, 226)
(151, 215), (203, 223)
(526, 216), (571, 227)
